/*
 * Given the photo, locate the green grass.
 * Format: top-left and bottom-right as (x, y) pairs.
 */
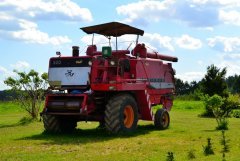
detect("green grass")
(0, 101), (24, 114)
(0, 100), (240, 161)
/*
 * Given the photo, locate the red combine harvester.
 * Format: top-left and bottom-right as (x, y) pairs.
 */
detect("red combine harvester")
(41, 22), (178, 133)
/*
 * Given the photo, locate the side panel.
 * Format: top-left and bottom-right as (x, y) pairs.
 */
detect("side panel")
(135, 59), (175, 90)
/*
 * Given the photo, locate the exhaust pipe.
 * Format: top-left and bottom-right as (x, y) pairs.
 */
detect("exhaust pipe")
(72, 46), (79, 57)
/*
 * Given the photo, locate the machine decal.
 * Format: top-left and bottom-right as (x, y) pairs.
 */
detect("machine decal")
(65, 70), (74, 77)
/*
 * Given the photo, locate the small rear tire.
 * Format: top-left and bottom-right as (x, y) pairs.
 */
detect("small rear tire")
(154, 108), (170, 130)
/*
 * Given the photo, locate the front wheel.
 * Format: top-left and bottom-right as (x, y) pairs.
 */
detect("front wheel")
(42, 114), (77, 133)
(104, 94), (138, 133)
(154, 108), (170, 130)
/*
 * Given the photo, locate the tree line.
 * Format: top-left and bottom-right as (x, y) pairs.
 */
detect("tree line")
(175, 70), (240, 96)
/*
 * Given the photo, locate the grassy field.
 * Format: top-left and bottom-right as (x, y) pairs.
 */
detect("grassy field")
(0, 100), (239, 161)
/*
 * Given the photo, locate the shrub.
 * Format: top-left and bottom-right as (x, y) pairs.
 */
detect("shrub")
(203, 138), (214, 156)
(216, 120), (228, 130)
(202, 94), (230, 130)
(166, 152), (174, 161)
(232, 110), (240, 118)
(201, 94), (239, 122)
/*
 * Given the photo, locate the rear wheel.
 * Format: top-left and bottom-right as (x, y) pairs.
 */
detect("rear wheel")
(42, 114), (77, 133)
(154, 108), (170, 130)
(104, 94), (138, 133)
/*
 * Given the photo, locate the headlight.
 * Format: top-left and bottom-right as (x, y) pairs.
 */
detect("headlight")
(88, 61), (92, 66)
(66, 101), (80, 108)
(110, 60), (115, 66)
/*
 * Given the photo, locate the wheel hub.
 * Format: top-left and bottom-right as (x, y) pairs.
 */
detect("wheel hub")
(124, 105), (134, 128)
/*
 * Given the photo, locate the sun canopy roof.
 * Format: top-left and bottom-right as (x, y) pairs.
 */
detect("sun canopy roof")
(80, 22), (144, 37)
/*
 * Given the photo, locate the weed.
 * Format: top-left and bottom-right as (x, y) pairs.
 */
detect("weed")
(166, 152), (174, 161)
(203, 138), (214, 156)
(221, 130), (230, 161)
(216, 119), (228, 130)
(187, 149), (196, 159)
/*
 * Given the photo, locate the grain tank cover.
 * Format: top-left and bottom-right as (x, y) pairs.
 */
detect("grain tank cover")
(80, 22), (144, 37)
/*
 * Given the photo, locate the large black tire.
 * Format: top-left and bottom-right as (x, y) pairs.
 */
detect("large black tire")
(154, 108), (170, 130)
(42, 114), (77, 133)
(104, 94), (138, 133)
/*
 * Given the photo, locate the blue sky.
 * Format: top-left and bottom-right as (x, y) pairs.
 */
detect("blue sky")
(1, 0), (240, 90)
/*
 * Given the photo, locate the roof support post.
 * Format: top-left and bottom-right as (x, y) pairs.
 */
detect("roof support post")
(136, 35), (139, 45)
(116, 36), (118, 51)
(92, 33), (94, 45)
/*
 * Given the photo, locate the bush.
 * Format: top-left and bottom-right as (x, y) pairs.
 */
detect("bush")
(201, 94), (240, 117)
(202, 94), (230, 130)
(232, 110), (240, 118)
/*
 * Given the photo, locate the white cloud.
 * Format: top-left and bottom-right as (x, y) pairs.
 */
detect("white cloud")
(0, 19), (72, 45)
(81, 33), (175, 52)
(116, 0), (174, 25)
(0, 66), (8, 74)
(219, 10), (240, 26)
(200, 0), (240, 26)
(207, 36), (240, 52)
(143, 33), (174, 52)
(116, 0), (240, 27)
(192, 0), (240, 8)
(0, 0), (92, 45)
(116, 0), (220, 27)
(216, 53), (240, 76)
(81, 32), (205, 52)
(11, 27), (72, 45)
(176, 72), (204, 82)
(0, 12), (13, 20)
(81, 35), (109, 46)
(0, 0), (93, 22)
(10, 61), (30, 69)
(175, 35), (202, 50)
(0, 66), (14, 78)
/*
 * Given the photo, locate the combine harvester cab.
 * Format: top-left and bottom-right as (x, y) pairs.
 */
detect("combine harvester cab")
(41, 22), (178, 133)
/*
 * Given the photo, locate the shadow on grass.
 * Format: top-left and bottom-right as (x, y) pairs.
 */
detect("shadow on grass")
(203, 129), (217, 132)
(17, 124), (157, 145)
(0, 116), (35, 128)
